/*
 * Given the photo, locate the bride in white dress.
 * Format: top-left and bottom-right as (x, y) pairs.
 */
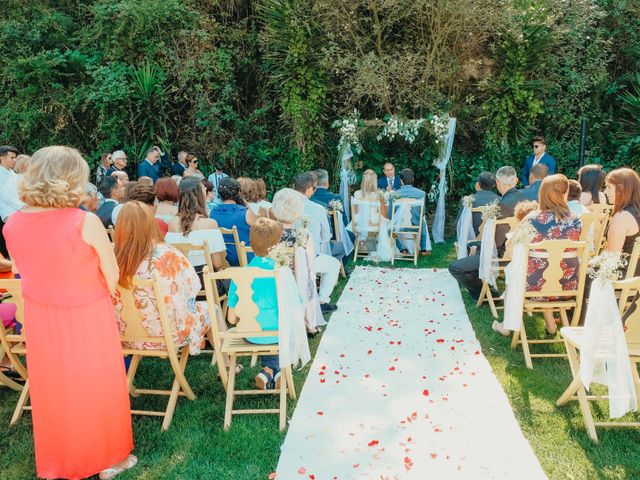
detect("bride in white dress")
(351, 169), (393, 262)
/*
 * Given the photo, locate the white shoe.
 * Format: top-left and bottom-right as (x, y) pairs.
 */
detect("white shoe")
(492, 320), (511, 337)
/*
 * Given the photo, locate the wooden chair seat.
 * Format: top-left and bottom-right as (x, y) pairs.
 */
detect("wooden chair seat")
(221, 336), (279, 355)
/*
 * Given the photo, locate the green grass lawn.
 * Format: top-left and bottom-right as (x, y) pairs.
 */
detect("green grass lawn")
(2, 241), (640, 479)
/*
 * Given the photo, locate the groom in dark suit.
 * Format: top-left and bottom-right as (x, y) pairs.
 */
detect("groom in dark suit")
(377, 162), (401, 191)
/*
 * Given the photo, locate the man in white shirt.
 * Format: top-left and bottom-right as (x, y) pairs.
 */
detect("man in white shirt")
(207, 160), (228, 204)
(0, 146), (24, 257)
(294, 172), (340, 313)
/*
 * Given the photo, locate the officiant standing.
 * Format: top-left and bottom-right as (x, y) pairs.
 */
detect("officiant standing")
(521, 136), (556, 186)
(377, 162), (401, 191)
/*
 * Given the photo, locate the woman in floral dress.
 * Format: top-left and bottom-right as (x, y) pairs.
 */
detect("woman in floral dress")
(113, 201), (211, 355)
(522, 174), (582, 334)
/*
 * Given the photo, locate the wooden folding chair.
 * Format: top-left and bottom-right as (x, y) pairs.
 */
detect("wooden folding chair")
(351, 198), (382, 260)
(476, 216), (519, 318)
(327, 210), (347, 277)
(390, 198), (424, 266)
(117, 277), (196, 430)
(587, 203), (612, 254)
(237, 242), (254, 268)
(202, 266), (296, 431)
(556, 276), (640, 442)
(219, 226), (243, 264)
(0, 280), (27, 397)
(454, 206), (485, 257)
(510, 239), (590, 369)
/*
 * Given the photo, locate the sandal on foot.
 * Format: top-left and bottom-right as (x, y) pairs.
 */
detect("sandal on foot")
(99, 454), (138, 480)
(273, 371), (282, 390)
(0, 366), (25, 383)
(255, 368), (274, 390)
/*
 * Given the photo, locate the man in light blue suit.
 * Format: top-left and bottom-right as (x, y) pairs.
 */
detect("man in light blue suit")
(388, 168), (431, 255)
(521, 136), (556, 186)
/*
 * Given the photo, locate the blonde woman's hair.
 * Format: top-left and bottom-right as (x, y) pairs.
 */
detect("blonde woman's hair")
(19, 146), (89, 208)
(360, 169), (378, 195)
(15, 154), (31, 174)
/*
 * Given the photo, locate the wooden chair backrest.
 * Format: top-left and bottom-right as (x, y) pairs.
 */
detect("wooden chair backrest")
(522, 239), (590, 300)
(390, 198), (424, 233)
(116, 277), (178, 356)
(613, 277), (640, 348)
(587, 202), (613, 216)
(106, 226), (115, 243)
(625, 238), (640, 280)
(485, 216), (518, 261)
(237, 242), (254, 268)
(351, 198), (381, 236)
(170, 240), (214, 272)
(219, 226), (242, 261)
(470, 207), (486, 238)
(203, 266), (279, 338)
(329, 210), (340, 242)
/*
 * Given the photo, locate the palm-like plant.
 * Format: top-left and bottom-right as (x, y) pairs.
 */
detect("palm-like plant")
(616, 73), (640, 165)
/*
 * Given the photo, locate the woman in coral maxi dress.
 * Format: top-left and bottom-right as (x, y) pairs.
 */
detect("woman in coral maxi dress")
(3, 146), (135, 480)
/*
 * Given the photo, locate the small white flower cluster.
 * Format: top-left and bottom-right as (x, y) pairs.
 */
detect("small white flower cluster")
(328, 199), (343, 212)
(428, 183), (446, 203)
(267, 243), (296, 268)
(479, 201), (501, 221)
(588, 251), (629, 281)
(510, 221), (537, 245)
(461, 194), (475, 209)
(332, 109), (361, 153)
(430, 114), (450, 145)
(377, 116), (426, 144)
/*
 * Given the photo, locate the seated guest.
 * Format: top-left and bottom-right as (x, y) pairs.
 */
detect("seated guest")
(294, 173), (340, 312)
(238, 177), (264, 216)
(255, 179), (273, 212)
(493, 175), (582, 336)
(578, 164), (607, 206)
(137, 146), (169, 183)
(111, 169), (129, 183)
(96, 176), (124, 228)
(171, 151), (188, 177)
(354, 169), (388, 218)
(80, 183), (100, 212)
(567, 180), (589, 217)
(448, 166), (526, 300)
(353, 169), (391, 259)
(389, 168), (431, 255)
(520, 163), (548, 201)
(312, 169), (347, 223)
(458, 171), (500, 236)
(113, 202), (211, 355)
(202, 179), (216, 213)
(209, 177), (257, 266)
(155, 177), (179, 223)
(378, 161), (401, 191)
(0, 146), (25, 258)
(166, 177), (226, 271)
(95, 151), (113, 186)
(227, 218), (298, 389)
(106, 150), (127, 176)
(182, 153), (204, 179)
(15, 154), (31, 174)
(138, 176), (153, 187)
(114, 183), (169, 236)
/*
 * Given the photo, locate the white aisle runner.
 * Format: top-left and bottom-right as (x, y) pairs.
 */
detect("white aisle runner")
(276, 266), (546, 480)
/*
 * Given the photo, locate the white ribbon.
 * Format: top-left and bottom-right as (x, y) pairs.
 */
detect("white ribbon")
(502, 243), (527, 331)
(351, 198), (380, 240)
(577, 278), (637, 418)
(390, 199), (426, 254)
(276, 266), (311, 369)
(336, 214), (354, 256)
(294, 245), (326, 331)
(456, 205), (476, 259)
(478, 218), (499, 288)
(338, 144), (355, 223)
(431, 117), (457, 244)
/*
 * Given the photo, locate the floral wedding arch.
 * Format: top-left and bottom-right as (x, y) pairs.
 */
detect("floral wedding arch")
(332, 111), (456, 243)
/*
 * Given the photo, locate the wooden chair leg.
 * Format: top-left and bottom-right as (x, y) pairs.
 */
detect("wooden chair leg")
(279, 367), (288, 431)
(10, 379), (29, 426)
(250, 354), (258, 367)
(224, 355), (237, 431)
(390, 233), (395, 265)
(510, 327), (521, 350)
(0, 371), (23, 392)
(126, 355), (142, 398)
(559, 308), (570, 327)
(486, 289), (499, 319)
(162, 349), (194, 431)
(285, 367), (296, 400)
(476, 282), (488, 308)
(631, 360), (640, 408)
(519, 324), (533, 369)
(353, 239), (359, 260)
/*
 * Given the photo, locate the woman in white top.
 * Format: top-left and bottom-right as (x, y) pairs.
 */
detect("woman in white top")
(182, 153), (205, 179)
(154, 177), (179, 223)
(255, 178), (274, 212)
(352, 169), (392, 261)
(166, 177), (226, 270)
(578, 164), (607, 206)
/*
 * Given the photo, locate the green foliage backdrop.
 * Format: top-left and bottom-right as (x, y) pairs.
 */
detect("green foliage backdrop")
(0, 0), (639, 196)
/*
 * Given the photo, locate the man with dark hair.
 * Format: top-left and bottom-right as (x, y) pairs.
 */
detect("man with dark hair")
(207, 159), (228, 204)
(521, 136), (556, 186)
(0, 145), (22, 257)
(377, 161), (401, 191)
(389, 168), (431, 255)
(457, 171), (500, 236)
(294, 172), (340, 312)
(137, 145), (169, 183)
(520, 162), (548, 201)
(95, 176), (124, 228)
(567, 179), (588, 217)
(449, 166), (526, 300)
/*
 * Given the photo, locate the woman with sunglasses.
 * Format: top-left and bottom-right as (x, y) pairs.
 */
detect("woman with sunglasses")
(183, 153), (204, 179)
(520, 136), (556, 186)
